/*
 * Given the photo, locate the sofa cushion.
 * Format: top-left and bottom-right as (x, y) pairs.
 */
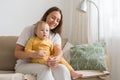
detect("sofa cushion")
(0, 36), (18, 71)
(0, 70), (14, 73)
(0, 73), (24, 80)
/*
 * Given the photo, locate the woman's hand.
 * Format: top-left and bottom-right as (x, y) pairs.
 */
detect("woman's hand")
(30, 50), (46, 59)
(47, 56), (61, 67)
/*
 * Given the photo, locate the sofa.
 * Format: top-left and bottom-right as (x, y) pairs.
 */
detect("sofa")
(0, 36), (110, 80)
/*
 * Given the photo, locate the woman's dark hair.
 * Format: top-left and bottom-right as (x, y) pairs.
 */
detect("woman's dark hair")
(35, 6), (63, 35)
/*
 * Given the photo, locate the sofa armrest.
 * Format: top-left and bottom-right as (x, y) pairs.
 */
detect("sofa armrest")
(76, 70), (110, 79)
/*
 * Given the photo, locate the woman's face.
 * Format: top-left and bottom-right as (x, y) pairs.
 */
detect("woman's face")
(46, 11), (61, 30)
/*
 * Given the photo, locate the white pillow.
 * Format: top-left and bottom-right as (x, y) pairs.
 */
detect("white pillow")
(62, 41), (74, 63)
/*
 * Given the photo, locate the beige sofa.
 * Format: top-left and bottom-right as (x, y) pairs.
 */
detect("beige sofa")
(0, 36), (110, 80)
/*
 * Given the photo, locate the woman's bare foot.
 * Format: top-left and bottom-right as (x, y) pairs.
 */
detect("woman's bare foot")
(71, 71), (83, 79)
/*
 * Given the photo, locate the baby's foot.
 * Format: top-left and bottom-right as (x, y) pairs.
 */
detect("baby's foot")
(71, 71), (83, 79)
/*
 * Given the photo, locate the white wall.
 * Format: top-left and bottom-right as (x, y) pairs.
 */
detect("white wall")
(0, 0), (71, 36)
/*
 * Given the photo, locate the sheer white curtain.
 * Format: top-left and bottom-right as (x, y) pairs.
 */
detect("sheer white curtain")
(90, 0), (120, 80)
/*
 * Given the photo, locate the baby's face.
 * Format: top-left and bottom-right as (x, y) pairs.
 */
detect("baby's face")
(36, 23), (50, 39)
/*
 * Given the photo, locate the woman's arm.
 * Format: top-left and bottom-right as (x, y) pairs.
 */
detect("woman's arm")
(14, 44), (44, 59)
(14, 44), (31, 59)
(47, 44), (63, 67)
(53, 44), (63, 60)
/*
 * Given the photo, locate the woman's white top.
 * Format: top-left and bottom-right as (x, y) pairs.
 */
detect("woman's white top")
(15, 25), (61, 69)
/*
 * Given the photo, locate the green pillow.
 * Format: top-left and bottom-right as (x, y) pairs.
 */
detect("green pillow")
(70, 42), (107, 71)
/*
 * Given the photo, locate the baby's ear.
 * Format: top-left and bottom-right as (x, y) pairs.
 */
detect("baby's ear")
(24, 74), (36, 80)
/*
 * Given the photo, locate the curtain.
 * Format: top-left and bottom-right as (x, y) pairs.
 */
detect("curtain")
(89, 0), (120, 80)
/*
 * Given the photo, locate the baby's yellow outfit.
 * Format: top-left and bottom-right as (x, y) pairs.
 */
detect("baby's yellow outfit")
(25, 37), (73, 71)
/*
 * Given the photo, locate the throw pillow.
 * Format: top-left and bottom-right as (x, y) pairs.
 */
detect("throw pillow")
(70, 42), (107, 71)
(63, 41), (74, 63)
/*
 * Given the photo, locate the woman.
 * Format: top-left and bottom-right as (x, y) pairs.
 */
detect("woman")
(14, 6), (71, 80)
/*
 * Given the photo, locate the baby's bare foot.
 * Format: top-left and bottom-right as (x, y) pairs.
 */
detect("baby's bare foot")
(71, 71), (83, 79)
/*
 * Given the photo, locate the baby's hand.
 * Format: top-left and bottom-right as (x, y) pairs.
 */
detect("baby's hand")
(38, 50), (46, 58)
(47, 57), (53, 67)
(47, 57), (59, 67)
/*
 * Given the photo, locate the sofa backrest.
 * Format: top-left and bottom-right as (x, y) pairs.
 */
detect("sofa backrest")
(0, 36), (18, 71)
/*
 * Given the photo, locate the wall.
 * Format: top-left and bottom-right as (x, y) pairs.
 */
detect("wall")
(0, 0), (71, 36)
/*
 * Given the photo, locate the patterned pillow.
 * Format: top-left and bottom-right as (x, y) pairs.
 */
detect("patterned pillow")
(70, 42), (107, 71)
